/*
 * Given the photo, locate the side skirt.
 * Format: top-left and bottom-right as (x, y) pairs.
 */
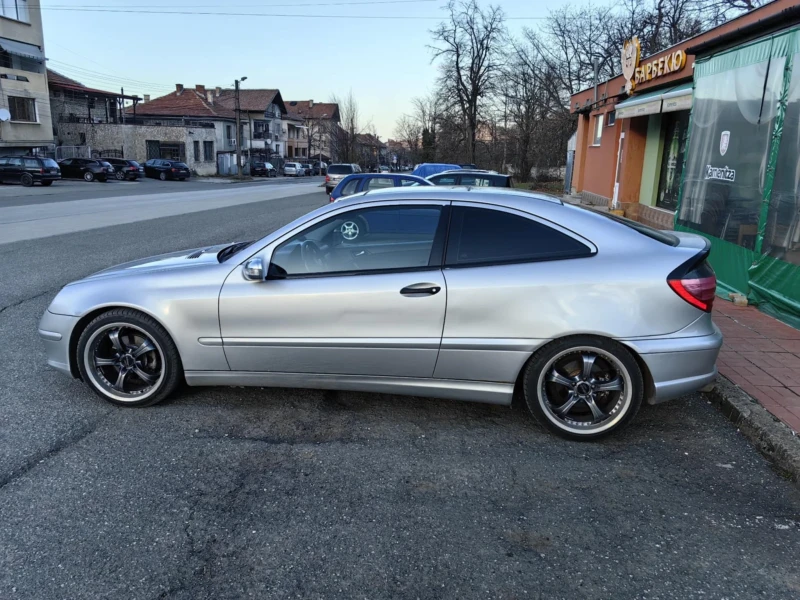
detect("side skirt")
(184, 371), (514, 405)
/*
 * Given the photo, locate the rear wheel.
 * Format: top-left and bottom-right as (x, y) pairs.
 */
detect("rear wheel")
(115, 170), (125, 180)
(76, 308), (183, 407)
(522, 336), (643, 440)
(83, 171), (95, 182)
(21, 173), (33, 187)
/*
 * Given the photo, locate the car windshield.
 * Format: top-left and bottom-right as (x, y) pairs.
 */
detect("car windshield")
(327, 165), (353, 175)
(100, 161), (112, 167)
(129, 160), (141, 167)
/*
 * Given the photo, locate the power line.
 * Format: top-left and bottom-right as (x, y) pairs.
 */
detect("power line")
(47, 60), (175, 90)
(36, 6), (546, 19)
(39, 0), (442, 7)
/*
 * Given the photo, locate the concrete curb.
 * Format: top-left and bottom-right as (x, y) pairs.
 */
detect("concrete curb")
(705, 376), (800, 483)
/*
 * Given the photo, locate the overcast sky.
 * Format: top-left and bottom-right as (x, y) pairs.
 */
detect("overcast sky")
(40, 0), (565, 138)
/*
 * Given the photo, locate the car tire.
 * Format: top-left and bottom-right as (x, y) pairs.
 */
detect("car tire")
(83, 171), (95, 182)
(21, 173), (33, 187)
(325, 187), (332, 195)
(115, 170), (126, 180)
(159, 172), (167, 181)
(521, 335), (643, 441)
(76, 308), (183, 408)
(41, 180), (54, 186)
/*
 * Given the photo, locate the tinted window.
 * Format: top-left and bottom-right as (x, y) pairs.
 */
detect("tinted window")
(0, 158), (7, 166)
(129, 160), (141, 167)
(327, 164), (354, 175)
(271, 205), (443, 277)
(174, 162), (188, 168)
(60, 159), (72, 166)
(363, 177), (394, 190)
(460, 174), (494, 187)
(445, 207), (592, 266)
(43, 159), (59, 168)
(23, 158), (39, 168)
(9, 158), (23, 166)
(431, 175), (457, 185)
(339, 178), (360, 196)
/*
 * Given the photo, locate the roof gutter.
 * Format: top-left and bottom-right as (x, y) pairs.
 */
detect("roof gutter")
(687, 5), (800, 55)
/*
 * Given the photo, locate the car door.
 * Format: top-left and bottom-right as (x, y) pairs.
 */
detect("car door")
(6, 157), (23, 182)
(219, 201), (450, 377)
(433, 203), (596, 384)
(0, 158), (8, 182)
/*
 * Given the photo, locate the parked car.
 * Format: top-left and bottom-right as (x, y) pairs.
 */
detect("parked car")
(325, 163), (361, 194)
(102, 158), (142, 181)
(144, 159), (190, 181)
(59, 158), (115, 182)
(411, 163), (462, 178)
(379, 165), (390, 173)
(252, 162), (277, 177)
(0, 155), (60, 186)
(313, 161), (327, 176)
(428, 170), (514, 188)
(330, 173), (432, 202)
(39, 187), (721, 440)
(283, 162), (304, 177)
(301, 163), (314, 176)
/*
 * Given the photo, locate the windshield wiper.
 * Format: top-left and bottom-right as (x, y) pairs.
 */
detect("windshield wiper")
(217, 240), (254, 263)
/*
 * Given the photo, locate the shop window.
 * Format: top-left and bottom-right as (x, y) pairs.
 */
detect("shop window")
(678, 56), (785, 250)
(656, 111), (690, 212)
(764, 52), (800, 266)
(592, 114), (604, 145)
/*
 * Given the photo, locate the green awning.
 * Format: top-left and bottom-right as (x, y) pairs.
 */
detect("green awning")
(661, 82), (693, 112)
(615, 83), (693, 118)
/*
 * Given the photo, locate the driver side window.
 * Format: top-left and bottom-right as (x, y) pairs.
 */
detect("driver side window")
(271, 205), (445, 277)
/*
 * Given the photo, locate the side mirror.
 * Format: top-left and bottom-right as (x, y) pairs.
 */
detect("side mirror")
(242, 257), (265, 281)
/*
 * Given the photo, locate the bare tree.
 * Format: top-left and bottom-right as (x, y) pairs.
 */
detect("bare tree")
(329, 90), (361, 163)
(394, 114), (422, 162)
(430, 0), (506, 164)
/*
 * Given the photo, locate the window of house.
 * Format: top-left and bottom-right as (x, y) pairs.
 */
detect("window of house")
(0, 0), (30, 22)
(159, 142), (185, 161)
(607, 111), (616, 127)
(193, 140), (200, 162)
(592, 114), (604, 145)
(226, 125), (233, 140)
(445, 207), (593, 266)
(9, 96), (36, 122)
(271, 205), (444, 277)
(203, 141), (213, 162)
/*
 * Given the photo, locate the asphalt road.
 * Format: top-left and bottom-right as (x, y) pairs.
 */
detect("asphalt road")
(0, 174), (323, 208)
(1, 190), (799, 599)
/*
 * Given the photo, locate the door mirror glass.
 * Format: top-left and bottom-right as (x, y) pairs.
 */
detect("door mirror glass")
(242, 257), (265, 281)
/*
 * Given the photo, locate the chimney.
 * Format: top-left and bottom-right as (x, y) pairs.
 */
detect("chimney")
(143, 94), (150, 103)
(215, 86), (221, 97)
(309, 99), (314, 108)
(175, 84), (184, 94)
(196, 84), (206, 94)
(206, 90), (214, 105)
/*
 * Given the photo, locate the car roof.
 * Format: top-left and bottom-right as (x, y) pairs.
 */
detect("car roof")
(334, 185), (561, 207)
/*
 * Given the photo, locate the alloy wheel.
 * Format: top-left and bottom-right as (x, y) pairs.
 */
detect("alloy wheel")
(537, 346), (632, 435)
(341, 221), (359, 240)
(83, 323), (165, 402)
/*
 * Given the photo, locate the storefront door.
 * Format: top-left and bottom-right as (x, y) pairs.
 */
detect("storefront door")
(656, 111), (690, 212)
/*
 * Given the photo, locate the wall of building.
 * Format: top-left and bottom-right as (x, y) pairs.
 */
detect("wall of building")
(579, 109), (621, 204)
(59, 122), (218, 175)
(617, 115), (648, 205)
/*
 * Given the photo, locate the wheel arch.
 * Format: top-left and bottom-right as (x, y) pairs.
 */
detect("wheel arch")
(512, 333), (655, 403)
(67, 304), (175, 379)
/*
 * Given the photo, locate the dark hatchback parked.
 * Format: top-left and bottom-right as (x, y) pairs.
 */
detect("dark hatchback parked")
(428, 170), (514, 188)
(0, 156), (60, 186)
(103, 158), (142, 180)
(144, 159), (191, 181)
(58, 158), (116, 182)
(251, 161), (277, 177)
(330, 173), (432, 202)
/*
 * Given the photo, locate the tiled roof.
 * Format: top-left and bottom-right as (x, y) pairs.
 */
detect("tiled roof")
(356, 133), (386, 147)
(47, 69), (131, 98)
(216, 89), (286, 114)
(130, 87), (235, 119)
(285, 101), (340, 122)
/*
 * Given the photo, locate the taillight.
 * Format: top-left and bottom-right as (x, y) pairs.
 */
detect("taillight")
(325, 175), (330, 182)
(171, 168), (177, 172)
(668, 258), (716, 312)
(40, 168), (44, 174)
(329, 195), (335, 203)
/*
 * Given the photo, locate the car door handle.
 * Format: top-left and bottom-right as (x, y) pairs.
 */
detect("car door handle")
(400, 283), (441, 296)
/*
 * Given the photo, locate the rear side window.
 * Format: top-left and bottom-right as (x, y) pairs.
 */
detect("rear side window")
(445, 206), (593, 266)
(328, 164), (354, 175)
(43, 159), (58, 168)
(339, 178), (360, 196)
(23, 158), (39, 168)
(174, 162), (188, 168)
(364, 177), (394, 190)
(432, 175), (457, 185)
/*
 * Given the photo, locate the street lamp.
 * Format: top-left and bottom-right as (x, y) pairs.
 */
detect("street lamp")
(234, 76), (247, 177)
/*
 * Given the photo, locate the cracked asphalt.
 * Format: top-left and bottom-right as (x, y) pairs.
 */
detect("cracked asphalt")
(1, 190), (800, 599)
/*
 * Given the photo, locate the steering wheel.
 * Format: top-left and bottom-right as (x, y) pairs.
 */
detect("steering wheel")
(300, 240), (325, 272)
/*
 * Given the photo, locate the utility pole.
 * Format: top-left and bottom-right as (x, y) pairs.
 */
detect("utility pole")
(234, 76), (247, 177)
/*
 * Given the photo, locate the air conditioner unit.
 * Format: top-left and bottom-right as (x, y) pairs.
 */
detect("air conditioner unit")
(229, 138), (236, 147)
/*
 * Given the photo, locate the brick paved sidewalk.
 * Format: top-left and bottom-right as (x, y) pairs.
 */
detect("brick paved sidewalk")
(714, 301), (800, 433)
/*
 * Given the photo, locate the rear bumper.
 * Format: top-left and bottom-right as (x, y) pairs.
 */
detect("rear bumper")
(622, 325), (723, 404)
(38, 310), (80, 377)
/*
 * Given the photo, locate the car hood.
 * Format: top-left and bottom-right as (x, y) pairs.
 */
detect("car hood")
(79, 243), (233, 281)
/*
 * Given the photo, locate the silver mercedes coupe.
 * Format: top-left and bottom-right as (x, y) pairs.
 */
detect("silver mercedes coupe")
(39, 187), (722, 439)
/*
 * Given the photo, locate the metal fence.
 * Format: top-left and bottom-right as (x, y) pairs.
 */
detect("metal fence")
(55, 145), (92, 161)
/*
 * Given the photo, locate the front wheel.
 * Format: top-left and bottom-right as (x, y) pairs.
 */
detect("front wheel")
(522, 336), (643, 440)
(21, 173), (33, 187)
(76, 308), (183, 407)
(115, 170), (125, 180)
(159, 172), (167, 181)
(83, 171), (95, 182)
